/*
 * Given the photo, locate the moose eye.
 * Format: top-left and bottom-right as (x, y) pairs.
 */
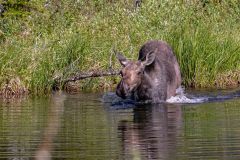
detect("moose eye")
(137, 71), (142, 75)
(119, 71), (123, 76)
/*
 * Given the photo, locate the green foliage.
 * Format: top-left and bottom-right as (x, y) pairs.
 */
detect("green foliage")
(0, 0), (240, 95)
(1, 0), (33, 17)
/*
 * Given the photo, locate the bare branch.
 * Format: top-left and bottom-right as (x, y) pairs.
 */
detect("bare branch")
(64, 70), (120, 83)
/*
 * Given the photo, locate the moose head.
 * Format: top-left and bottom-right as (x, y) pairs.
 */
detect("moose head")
(116, 51), (156, 99)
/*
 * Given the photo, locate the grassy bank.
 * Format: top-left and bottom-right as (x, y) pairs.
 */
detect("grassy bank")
(0, 0), (240, 96)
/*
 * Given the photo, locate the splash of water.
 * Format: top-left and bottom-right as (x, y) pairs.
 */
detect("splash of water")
(103, 87), (240, 106)
(166, 86), (206, 104)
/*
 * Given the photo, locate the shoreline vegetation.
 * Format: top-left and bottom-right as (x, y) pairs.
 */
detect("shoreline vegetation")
(0, 0), (240, 98)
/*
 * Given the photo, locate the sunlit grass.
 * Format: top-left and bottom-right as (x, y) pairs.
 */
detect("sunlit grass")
(0, 1), (239, 95)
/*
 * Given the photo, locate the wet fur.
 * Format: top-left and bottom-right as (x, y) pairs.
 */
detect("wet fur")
(117, 40), (181, 103)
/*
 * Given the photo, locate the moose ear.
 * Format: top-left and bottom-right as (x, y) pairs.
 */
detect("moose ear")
(141, 50), (156, 67)
(116, 53), (129, 67)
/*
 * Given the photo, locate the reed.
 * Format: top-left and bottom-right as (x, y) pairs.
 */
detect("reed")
(0, 0), (239, 95)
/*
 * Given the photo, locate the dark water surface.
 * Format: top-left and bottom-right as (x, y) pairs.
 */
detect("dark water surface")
(0, 91), (240, 160)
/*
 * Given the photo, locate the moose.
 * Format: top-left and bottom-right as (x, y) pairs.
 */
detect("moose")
(116, 40), (181, 103)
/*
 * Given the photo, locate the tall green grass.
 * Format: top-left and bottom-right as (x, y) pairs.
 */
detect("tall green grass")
(0, 0), (240, 95)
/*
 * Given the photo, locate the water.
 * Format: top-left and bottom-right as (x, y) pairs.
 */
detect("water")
(0, 90), (240, 159)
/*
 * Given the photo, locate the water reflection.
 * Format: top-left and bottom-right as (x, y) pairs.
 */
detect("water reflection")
(1, 92), (240, 159)
(117, 103), (183, 160)
(35, 93), (66, 160)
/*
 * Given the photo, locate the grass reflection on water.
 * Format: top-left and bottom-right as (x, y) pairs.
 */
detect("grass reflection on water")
(0, 93), (240, 159)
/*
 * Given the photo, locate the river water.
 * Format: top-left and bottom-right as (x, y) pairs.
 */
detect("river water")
(0, 89), (240, 160)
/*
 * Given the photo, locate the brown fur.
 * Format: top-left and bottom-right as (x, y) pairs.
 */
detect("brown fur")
(116, 40), (181, 103)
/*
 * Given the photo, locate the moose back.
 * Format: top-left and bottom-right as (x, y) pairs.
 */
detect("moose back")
(116, 40), (181, 103)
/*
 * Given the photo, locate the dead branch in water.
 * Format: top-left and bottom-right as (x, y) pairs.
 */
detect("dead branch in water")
(53, 69), (120, 90)
(64, 70), (120, 83)
(53, 49), (121, 89)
